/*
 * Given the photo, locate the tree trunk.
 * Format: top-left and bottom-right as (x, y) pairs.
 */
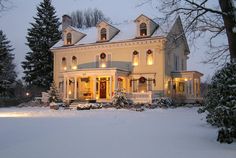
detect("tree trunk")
(219, 0), (236, 62)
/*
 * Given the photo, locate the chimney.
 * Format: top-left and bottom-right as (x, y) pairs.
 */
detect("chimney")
(62, 14), (72, 30)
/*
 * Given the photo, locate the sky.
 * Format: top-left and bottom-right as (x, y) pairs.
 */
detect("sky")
(0, 0), (220, 81)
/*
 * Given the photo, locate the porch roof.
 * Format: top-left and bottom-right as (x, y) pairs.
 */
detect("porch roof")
(62, 68), (130, 77)
(171, 71), (203, 79)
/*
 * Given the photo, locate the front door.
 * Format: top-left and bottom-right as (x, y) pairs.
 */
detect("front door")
(100, 78), (106, 99)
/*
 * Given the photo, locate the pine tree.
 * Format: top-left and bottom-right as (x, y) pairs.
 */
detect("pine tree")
(199, 62), (236, 143)
(48, 82), (62, 103)
(0, 30), (16, 97)
(22, 0), (61, 91)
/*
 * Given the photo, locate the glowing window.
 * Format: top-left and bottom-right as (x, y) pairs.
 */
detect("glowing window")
(72, 56), (77, 70)
(101, 28), (107, 40)
(140, 23), (147, 36)
(132, 51), (139, 66)
(146, 50), (153, 65)
(100, 53), (107, 68)
(62, 57), (67, 71)
(66, 33), (72, 45)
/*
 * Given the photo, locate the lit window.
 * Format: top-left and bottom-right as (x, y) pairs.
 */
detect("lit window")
(140, 23), (147, 36)
(72, 56), (77, 70)
(62, 57), (67, 71)
(146, 50), (153, 65)
(132, 51), (139, 66)
(100, 53), (107, 68)
(66, 33), (72, 45)
(101, 28), (107, 41)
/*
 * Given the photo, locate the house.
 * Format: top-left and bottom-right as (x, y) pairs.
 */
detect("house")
(51, 14), (203, 103)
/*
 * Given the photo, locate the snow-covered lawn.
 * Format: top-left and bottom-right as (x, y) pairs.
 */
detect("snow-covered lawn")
(0, 107), (235, 158)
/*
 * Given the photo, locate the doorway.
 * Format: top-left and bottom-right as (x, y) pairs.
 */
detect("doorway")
(100, 78), (107, 99)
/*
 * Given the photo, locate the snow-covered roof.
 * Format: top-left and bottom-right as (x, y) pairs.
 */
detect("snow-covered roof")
(51, 18), (176, 49)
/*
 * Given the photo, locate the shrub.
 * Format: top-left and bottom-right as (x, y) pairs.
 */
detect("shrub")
(199, 62), (236, 143)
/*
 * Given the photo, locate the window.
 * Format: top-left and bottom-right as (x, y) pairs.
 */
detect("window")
(174, 55), (179, 71)
(62, 57), (67, 71)
(118, 78), (123, 90)
(100, 53), (107, 68)
(66, 33), (72, 45)
(132, 80), (138, 92)
(101, 28), (107, 40)
(72, 56), (77, 70)
(146, 50), (153, 65)
(181, 59), (185, 70)
(132, 51), (139, 66)
(138, 77), (147, 92)
(140, 23), (147, 36)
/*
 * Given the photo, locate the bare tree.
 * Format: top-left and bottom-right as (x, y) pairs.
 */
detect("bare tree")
(0, 0), (12, 13)
(70, 8), (110, 28)
(140, 0), (236, 64)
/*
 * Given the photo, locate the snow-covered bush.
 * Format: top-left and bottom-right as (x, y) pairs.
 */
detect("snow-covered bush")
(48, 82), (62, 103)
(112, 89), (130, 108)
(199, 62), (236, 143)
(152, 97), (174, 108)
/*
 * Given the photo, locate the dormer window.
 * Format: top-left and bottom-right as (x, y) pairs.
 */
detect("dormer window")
(100, 28), (107, 41)
(140, 23), (147, 36)
(66, 33), (72, 45)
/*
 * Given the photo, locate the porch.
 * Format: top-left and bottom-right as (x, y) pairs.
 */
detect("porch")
(169, 71), (203, 103)
(58, 68), (129, 102)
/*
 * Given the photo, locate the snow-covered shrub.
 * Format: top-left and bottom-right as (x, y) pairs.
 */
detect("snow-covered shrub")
(152, 97), (174, 108)
(112, 89), (130, 108)
(48, 82), (62, 103)
(199, 62), (236, 143)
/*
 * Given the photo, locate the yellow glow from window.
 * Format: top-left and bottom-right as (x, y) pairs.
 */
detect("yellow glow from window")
(147, 58), (153, 65)
(68, 91), (72, 95)
(101, 63), (106, 68)
(0, 112), (31, 118)
(184, 78), (188, 81)
(72, 66), (77, 70)
(63, 67), (67, 70)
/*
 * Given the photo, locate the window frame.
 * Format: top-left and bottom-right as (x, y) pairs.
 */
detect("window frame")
(140, 23), (147, 36)
(132, 51), (139, 66)
(66, 33), (72, 45)
(100, 28), (107, 41)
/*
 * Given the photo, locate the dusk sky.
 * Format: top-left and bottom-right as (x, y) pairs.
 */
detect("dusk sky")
(0, 0), (219, 81)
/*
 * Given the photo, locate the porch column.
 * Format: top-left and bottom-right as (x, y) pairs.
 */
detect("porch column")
(191, 79), (194, 97)
(66, 77), (70, 100)
(74, 76), (77, 99)
(114, 73), (118, 90)
(63, 76), (67, 100)
(110, 76), (112, 99)
(170, 78), (173, 97)
(93, 77), (96, 99)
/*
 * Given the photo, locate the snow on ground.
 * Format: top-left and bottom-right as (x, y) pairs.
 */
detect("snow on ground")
(0, 107), (235, 158)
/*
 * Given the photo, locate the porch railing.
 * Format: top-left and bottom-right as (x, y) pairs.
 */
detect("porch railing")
(126, 92), (153, 103)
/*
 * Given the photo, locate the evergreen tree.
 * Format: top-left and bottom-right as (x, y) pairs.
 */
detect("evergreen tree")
(0, 30), (16, 97)
(22, 0), (61, 91)
(199, 62), (236, 143)
(48, 82), (62, 103)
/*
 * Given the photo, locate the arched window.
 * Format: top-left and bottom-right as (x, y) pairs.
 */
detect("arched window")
(132, 51), (139, 66)
(72, 56), (77, 70)
(62, 57), (67, 71)
(101, 28), (107, 40)
(66, 33), (72, 45)
(146, 49), (153, 65)
(100, 53), (107, 68)
(140, 23), (147, 36)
